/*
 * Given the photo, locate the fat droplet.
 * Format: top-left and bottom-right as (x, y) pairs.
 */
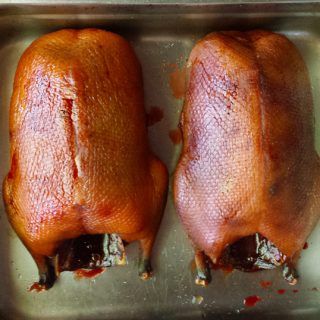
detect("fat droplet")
(192, 295), (204, 305)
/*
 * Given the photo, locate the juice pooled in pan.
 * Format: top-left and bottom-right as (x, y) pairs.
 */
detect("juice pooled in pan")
(3, 29), (168, 290)
(173, 30), (320, 285)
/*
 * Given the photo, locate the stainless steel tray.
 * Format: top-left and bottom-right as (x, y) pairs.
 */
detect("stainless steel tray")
(1, 2), (320, 319)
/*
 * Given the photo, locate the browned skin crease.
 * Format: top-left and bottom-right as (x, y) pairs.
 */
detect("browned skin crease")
(3, 28), (168, 289)
(173, 30), (320, 281)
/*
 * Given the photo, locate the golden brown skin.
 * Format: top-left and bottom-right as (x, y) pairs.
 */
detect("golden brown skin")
(174, 30), (320, 285)
(3, 29), (168, 289)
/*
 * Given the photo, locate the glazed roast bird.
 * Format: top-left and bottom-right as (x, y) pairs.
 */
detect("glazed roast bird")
(173, 30), (320, 285)
(3, 29), (168, 290)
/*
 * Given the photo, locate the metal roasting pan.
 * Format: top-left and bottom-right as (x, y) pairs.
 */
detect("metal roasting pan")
(1, 1), (320, 319)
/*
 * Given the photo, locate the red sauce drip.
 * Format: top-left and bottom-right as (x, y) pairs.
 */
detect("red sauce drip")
(169, 65), (186, 99)
(199, 262), (232, 274)
(210, 262), (222, 270)
(222, 264), (234, 274)
(210, 262), (233, 274)
(169, 128), (182, 145)
(292, 289), (299, 293)
(277, 289), (286, 295)
(303, 242), (308, 250)
(74, 268), (105, 279)
(147, 107), (164, 126)
(211, 263), (220, 270)
(244, 295), (262, 307)
(29, 282), (45, 292)
(260, 280), (272, 289)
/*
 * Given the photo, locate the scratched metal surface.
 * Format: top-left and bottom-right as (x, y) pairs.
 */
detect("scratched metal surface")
(1, 3), (320, 320)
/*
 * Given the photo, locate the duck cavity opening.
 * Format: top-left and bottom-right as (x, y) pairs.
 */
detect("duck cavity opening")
(219, 233), (286, 272)
(56, 234), (127, 274)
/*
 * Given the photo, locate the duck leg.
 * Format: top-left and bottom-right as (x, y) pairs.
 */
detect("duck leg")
(138, 236), (156, 280)
(282, 260), (298, 285)
(194, 250), (211, 286)
(30, 254), (56, 291)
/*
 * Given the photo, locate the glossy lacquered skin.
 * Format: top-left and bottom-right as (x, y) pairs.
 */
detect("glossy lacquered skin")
(173, 30), (320, 285)
(3, 28), (168, 289)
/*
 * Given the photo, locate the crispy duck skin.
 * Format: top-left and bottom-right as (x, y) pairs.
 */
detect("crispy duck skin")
(3, 29), (168, 290)
(173, 30), (320, 285)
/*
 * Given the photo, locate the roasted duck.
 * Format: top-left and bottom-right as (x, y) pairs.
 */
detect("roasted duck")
(3, 29), (168, 290)
(174, 30), (320, 285)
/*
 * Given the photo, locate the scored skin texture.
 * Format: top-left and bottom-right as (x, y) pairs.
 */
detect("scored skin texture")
(3, 29), (168, 288)
(174, 30), (320, 280)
